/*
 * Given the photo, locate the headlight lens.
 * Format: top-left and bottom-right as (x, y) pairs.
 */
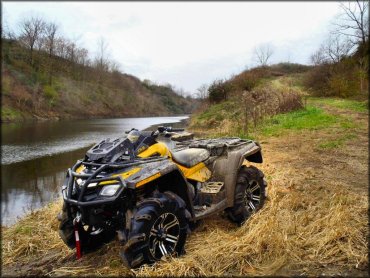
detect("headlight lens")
(99, 184), (120, 196)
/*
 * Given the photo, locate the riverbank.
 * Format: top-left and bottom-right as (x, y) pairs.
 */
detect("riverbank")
(1, 105), (191, 124)
(2, 97), (368, 276)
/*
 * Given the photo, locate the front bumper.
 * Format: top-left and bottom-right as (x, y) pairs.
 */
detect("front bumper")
(62, 161), (127, 207)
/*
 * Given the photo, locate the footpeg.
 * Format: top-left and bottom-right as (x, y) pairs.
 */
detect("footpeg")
(200, 182), (224, 194)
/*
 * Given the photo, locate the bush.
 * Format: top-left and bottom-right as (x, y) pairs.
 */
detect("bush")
(304, 57), (364, 98)
(2, 75), (12, 95)
(208, 79), (233, 103)
(232, 71), (260, 91)
(43, 85), (59, 105)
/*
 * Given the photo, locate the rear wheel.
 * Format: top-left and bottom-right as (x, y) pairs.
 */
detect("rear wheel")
(227, 166), (266, 225)
(120, 191), (189, 268)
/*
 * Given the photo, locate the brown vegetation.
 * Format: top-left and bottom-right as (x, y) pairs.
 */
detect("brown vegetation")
(304, 1), (368, 99)
(192, 75), (305, 138)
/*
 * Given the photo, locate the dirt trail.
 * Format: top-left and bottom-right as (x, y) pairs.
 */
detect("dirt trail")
(2, 100), (368, 277)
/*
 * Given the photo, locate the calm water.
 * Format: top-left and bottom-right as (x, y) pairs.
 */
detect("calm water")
(1, 116), (188, 226)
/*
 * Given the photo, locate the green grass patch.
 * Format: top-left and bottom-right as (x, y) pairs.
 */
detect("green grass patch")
(310, 97), (368, 112)
(197, 101), (236, 121)
(1, 107), (23, 122)
(43, 84), (59, 107)
(318, 134), (357, 149)
(2, 76), (12, 95)
(14, 225), (33, 235)
(260, 106), (337, 137)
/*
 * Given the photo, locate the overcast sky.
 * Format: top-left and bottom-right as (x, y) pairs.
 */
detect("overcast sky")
(2, 1), (343, 94)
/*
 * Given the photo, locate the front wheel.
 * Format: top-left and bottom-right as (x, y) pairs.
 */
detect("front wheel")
(227, 166), (267, 225)
(120, 191), (189, 268)
(58, 204), (115, 253)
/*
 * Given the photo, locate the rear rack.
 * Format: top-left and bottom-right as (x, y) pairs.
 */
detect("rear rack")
(173, 137), (253, 156)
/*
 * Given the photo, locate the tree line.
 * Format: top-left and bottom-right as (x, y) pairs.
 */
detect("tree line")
(2, 14), (128, 89)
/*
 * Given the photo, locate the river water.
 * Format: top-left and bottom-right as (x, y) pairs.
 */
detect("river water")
(1, 116), (188, 226)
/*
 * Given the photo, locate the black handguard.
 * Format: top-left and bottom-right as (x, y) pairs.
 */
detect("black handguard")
(170, 128), (185, 132)
(158, 126), (184, 133)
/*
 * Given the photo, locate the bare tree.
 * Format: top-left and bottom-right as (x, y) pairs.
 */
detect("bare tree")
(253, 43), (274, 66)
(310, 45), (328, 65)
(75, 47), (89, 66)
(334, 1), (368, 46)
(94, 37), (111, 84)
(44, 22), (59, 84)
(324, 34), (354, 63)
(312, 34), (353, 65)
(44, 23), (58, 57)
(54, 37), (67, 59)
(196, 84), (209, 99)
(66, 40), (77, 63)
(18, 16), (46, 66)
(95, 37), (110, 72)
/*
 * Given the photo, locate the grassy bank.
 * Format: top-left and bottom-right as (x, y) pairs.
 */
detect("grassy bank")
(191, 94), (366, 135)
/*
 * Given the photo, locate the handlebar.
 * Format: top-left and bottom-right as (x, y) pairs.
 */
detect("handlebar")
(125, 126), (185, 136)
(158, 126), (184, 133)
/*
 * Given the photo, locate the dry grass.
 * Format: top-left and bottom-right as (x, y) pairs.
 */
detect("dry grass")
(1, 200), (69, 265)
(2, 147), (367, 276)
(132, 165), (367, 276)
(1, 100), (368, 276)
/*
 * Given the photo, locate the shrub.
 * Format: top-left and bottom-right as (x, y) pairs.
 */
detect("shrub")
(304, 57), (364, 98)
(208, 79), (233, 103)
(2, 76), (12, 95)
(43, 84), (58, 100)
(232, 71), (260, 91)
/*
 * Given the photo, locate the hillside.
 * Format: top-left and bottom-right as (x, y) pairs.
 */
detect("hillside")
(1, 39), (197, 122)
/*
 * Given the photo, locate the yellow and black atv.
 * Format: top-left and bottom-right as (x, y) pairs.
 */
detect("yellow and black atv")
(58, 126), (267, 268)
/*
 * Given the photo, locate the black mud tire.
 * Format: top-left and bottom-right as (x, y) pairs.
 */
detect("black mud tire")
(120, 191), (189, 268)
(58, 204), (116, 253)
(227, 166), (266, 225)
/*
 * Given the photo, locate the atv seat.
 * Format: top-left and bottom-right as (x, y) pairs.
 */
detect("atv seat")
(172, 148), (210, 168)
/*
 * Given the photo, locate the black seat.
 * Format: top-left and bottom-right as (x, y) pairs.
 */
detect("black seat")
(171, 148), (210, 168)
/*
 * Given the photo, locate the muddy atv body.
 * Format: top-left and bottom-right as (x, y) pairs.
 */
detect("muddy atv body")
(58, 126), (267, 268)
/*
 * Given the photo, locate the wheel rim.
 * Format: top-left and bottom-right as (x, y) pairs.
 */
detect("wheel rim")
(149, 212), (180, 260)
(244, 179), (261, 213)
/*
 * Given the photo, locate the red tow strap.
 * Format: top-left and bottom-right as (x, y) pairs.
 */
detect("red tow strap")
(74, 222), (82, 260)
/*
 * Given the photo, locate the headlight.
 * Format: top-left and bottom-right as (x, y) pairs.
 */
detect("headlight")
(99, 184), (120, 197)
(76, 178), (97, 188)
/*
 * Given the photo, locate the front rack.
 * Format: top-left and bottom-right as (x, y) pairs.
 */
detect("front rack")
(63, 156), (167, 206)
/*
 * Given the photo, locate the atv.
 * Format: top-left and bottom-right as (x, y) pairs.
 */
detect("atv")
(58, 126), (267, 268)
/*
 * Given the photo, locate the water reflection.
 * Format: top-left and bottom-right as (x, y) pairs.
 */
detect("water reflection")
(1, 148), (88, 226)
(1, 116), (188, 226)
